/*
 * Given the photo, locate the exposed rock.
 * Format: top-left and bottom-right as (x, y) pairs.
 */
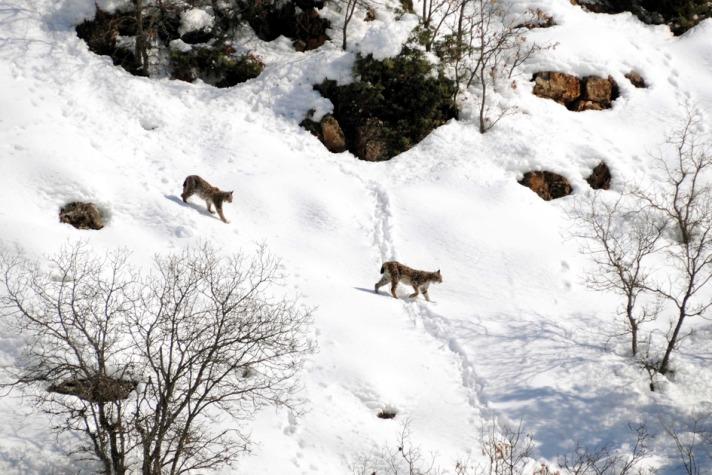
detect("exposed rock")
(59, 202), (105, 230)
(515, 9), (555, 28)
(519, 171), (573, 201)
(355, 118), (389, 162)
(625, 71), (647, 88)
(586, 162), (612, 190)
(573, 100), (604, 111)
(532, 72), (581, 105)
(584, 75), (617, 104)
(48, 375), (137, 403)
(532, 72), (619, 111)
(320, 115), (347, 153)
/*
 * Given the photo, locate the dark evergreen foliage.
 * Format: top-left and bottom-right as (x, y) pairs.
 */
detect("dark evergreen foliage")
(311, 47), (458, 161)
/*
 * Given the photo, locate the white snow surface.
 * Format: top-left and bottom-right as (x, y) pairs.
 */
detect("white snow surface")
(0, 0), (712, 473)
(179, 8), (214, 36)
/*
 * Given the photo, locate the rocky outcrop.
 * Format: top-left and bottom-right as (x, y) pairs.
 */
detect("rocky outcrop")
(300, 113), (347, 153)
(59, 202), (105, 230)
(587, 162), (612, 190)
(519, 171), (573, 200)
(320, 115), (347, 153)
(532, 72), (581, 105)
(532, 72), (619, 111)
(515, 9), (555, 29)
(355, 118), (389, 162)
(48, 375), (137, 403)
(625, 71), (647, 88)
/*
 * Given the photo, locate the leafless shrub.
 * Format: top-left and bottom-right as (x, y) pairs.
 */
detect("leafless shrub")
(455, 418), (533, 475)
(0, 242), (313, 474)
(350, 419), (441, 475)
(439, 0), (548, 132)
(573, 110), (712, 379)
(632, 110), (712, 375)
(571, 193), (666, 357)
(662, 413), (712, 475)
(558, 424), (652, 475)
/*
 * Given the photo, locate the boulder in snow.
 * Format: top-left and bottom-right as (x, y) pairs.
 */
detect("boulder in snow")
(532, 72), (581, 105)
(533, 72), (618, 111)
(625, 71), (647, 88)
(586, 162), (612, 190)
(59, 202), (105, 230)
(48, 375), (137, 403)
(320, 115), (347, 153)
(519, 171), (573, 200)
(355, 118), (389, 162)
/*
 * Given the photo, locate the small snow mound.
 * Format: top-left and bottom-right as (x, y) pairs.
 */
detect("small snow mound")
(169, 39), (193, 53)
(179, 8), (214, 36)
(95, 0), (132, 14)
(139, 116), (161, 131)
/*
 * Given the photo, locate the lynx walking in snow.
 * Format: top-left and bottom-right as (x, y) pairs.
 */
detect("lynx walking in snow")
(181, 175), (234, 223)
(375, 261), (442, 301)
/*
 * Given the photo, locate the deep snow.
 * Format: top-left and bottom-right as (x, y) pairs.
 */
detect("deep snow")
(0, 0), (711, 473)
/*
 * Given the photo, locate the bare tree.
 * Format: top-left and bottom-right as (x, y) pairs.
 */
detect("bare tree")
(661, 413), (712, 475)
(0, 243), (313, 474)
(633, 111), (712, 375)
(442, 0), (545, 132)
(571, 193), (666, 357)
(341, 0), (360, 50)
(558, 424), (652, 475)
(418, 0), (461, 52)
(350, 419), (440, 475)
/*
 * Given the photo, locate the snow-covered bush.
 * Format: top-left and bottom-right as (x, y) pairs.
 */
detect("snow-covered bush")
(309, 47), (458, 161)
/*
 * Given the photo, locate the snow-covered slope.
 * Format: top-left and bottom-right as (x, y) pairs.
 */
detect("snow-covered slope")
(1, 0), (711, 473)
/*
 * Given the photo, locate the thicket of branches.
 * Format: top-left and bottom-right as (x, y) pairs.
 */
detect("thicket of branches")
(0, 243), (313, 474)
(574, 111), (712, 383)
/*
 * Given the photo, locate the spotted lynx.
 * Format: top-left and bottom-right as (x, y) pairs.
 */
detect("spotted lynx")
(181, 175), (233, 223)
(375, 261), (442, 301)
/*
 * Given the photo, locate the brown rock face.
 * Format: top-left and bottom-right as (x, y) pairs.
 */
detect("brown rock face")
(355, 118), (389, 162)
(320, 114), (346, 153)
(59, 202), (104, 230)
(625, 71), (646, 88)
(585, 76), (614, 103)
(586, 162), (611, 190)
(532, 72), (581, 105)
(532, 72), (619, 111)
(48, 376), (137, 403)
(519, 171), (573, 201)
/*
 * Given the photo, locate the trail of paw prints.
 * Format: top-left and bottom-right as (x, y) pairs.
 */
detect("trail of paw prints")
(368, 182), (396, 263)
(404, 301), (488, 420)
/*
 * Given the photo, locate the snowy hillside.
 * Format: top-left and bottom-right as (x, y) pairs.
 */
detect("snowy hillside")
(1, 0), (712, 473)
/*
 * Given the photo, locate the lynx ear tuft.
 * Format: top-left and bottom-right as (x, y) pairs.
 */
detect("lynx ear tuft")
(437, 269), (440, 274)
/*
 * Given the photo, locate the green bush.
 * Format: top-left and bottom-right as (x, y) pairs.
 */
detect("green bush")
(170, 45), (264, 88)
(311, 47), (458, 161)
(642, 0), (712, 34)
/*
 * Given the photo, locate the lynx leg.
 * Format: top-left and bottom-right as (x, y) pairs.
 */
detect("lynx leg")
(181, 190), (191, 203)
(206, 201), (215, 214)
(217, 207), (229, 224)
(422, 288), (430, 302)
(390, 281), (399, 299)
(375, 275), (389, 293)
(408, 285), (419, 299)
